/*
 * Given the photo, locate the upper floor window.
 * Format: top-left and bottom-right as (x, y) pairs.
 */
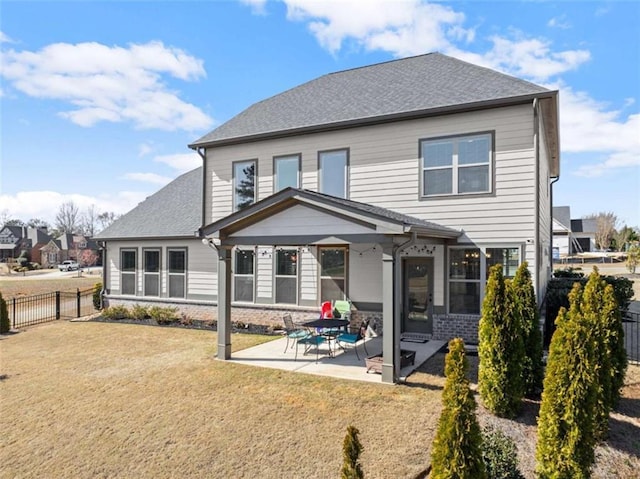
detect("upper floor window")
(233, 160), (256, 211)
(121, 249), (137, 295)
(319, 149), (348, 198)
(274, 154), (300, 192)
(421, 133), (492, 197)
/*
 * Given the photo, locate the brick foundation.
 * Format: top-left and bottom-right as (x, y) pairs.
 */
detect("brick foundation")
(433, 314), (480, 344)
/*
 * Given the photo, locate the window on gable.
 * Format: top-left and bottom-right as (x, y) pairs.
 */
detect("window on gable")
(275, 249), (298, 304)
(233, 160), (256, 211)
(274, 155), (300, 192)
(168, 249), (187, 298)
(143, 249), (160, 297)
(319, 149), (348, 198)
(421, 133), (492, 197)
(234, 248), (254, 302)
(121, 249), (137, 295)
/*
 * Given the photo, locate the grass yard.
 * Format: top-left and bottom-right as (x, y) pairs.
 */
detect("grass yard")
(0, 275), (101, 299)
(1, 321), (639, 479)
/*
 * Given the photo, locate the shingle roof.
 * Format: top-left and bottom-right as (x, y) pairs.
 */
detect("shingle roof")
(191, 52), (551, 147)
(553, 206), (571, 230)
(95, 167), (202, 240)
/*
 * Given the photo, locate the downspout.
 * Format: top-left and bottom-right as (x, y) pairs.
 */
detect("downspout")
(533, 98), (541, 303)
(549, 176), (560, 266)
(98, 241), (107, 309)
(193, 146), (207, 233)
(392, 231), (418, 383)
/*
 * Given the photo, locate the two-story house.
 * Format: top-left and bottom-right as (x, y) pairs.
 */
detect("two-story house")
(97, 53), (559, 383)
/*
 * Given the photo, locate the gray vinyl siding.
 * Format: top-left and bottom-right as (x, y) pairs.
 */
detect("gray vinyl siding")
(537, 112), (553, 302)
(204, 104), (537, 246)
(348, 244), (382, 304)
(105, 239), (216, 300)
(256, 246), (273, 300)
(300, 246), (318, 303)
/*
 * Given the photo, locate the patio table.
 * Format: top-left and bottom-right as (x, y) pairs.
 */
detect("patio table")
(301, 318), (350, 357)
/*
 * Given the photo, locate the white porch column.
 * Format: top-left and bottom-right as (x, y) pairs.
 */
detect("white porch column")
(381, 244), (397, 383)
(217, 246), (232, 360)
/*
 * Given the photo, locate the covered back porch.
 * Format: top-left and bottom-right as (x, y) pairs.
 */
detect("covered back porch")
(201, 188), (461, 383)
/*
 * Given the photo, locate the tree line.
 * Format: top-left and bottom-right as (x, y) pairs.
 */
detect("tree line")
(0, 201), (119, 237)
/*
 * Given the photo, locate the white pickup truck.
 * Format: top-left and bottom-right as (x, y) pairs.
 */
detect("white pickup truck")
(58, 260), (80, 272)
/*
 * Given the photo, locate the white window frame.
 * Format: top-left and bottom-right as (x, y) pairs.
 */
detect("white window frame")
(167, 248), (187, 299)
(143, 248), (161, 297)
(120, 248), (137, 296)
(420, 132), (493, 198)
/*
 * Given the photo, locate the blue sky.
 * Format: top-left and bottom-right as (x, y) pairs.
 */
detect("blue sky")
(1, 0), (639, 229)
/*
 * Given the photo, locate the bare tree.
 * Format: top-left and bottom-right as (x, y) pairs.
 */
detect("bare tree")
(26, 218), (51, 230)
(585, 212), (618, 251)
(55, 201), (80, 234)
(97, 211), (119, 230)
(81, 205), (100, 236)
(612, 225), (639, 251)
(4, 218), (25, 226)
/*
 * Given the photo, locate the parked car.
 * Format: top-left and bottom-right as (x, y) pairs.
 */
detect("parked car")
(58, 260), (79, 272)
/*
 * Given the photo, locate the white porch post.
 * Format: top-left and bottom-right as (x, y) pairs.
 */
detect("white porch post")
(217, 246), (232, 360)
(381, 244), (397, 383)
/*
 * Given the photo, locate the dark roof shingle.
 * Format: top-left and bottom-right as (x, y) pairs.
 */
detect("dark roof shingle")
(95, 168), (202, 240)
(191, 52), (550, 147)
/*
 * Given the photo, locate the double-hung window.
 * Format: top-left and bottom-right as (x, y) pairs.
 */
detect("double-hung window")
(275, 249), (298, 304)
(319, 149), (348, 198)
(274, 154), (300, 192)
(421, 133), (492, 197)
(319, 247), (347, 303)
(168, 249), (187, 298)
(485, 247), (520, 279)
(233, 160), (257, 211)
(143, 249), (160, 297)
(234, 249), (255, 302)
(121, 249), (137, 295)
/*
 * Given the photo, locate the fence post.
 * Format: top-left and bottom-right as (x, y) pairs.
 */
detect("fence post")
(77, 288), (81, 318)
(56, 291), (60, 320)
(12, 298), (16, 329)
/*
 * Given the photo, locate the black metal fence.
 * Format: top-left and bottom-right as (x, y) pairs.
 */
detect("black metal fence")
(7, 289), (96, 329)
(623, 309), (639, 364)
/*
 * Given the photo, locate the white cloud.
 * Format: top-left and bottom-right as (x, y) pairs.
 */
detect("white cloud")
(0, 40), (214, 131)
(547, 16), (571, 29)
(0, 31), (14, 44)
(138, 142), (154, 157)
(121, 172), (174, 185)
(153, 152), (202, 172)
(0, 190), (149, 225)
(240, 0), (268, 15)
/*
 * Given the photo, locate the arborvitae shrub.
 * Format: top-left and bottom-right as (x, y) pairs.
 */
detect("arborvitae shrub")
(0, 292), (9, 334)
(92, 282), (102, 310)
(536, 284), (597, 478)
(511, 262), (544, 397)
(431, 338), (486, 479)
(481, 426), (524, 479)
(478, 264), (524, 417)
(341, 425), (364, 479)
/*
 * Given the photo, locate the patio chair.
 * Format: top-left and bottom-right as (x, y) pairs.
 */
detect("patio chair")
(282, 314), (311, 352)
(336, 320), (370, 360)
(332, 300), (352, 321)
(295, 334), (328, 362)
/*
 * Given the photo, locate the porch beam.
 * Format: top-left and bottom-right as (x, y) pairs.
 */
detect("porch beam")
(381, 244), (396, 383)
(220, 234), (394, 246)
(217, 246), (232, 360)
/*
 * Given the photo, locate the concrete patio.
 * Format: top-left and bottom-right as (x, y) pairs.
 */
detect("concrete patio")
(229, 335), (446, 383)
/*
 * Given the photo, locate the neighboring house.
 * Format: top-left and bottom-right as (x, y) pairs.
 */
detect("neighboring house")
(40, 233), (101, 268)
(98, 53), (559, 383)
(552, 206), (597, 258)
(0, 225), (53, 264)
